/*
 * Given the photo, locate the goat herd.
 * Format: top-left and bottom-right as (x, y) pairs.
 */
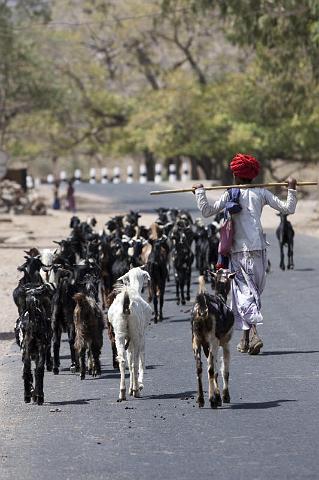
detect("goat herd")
(12, 207), (295, 409)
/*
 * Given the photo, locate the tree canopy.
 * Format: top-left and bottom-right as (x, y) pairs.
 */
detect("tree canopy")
(1, 0), (318, 179)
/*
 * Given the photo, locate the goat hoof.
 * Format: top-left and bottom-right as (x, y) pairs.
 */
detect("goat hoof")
(53, 367), (59, 375)
(129, 388), (133, 396)
(139, 383), (144, 391)
(70, 364), (76, 374)
(24, 395), (31, 404)
(80, 374), (85, 380)
(46, 361), (53, 372)
(37, 396), (44, 406)
(181, 299), (186, 305)
(186, 295), (190, 301)
(222, 391), (230, 404)
(197, 397), (204, 408)
(216, 393), (222, 407)
(210, 396), (219, 409)
(154, 317), (158, 324)
(133, 390), (140, 398)
(176, 299), (180, 305)
(117, 398), (126, 402)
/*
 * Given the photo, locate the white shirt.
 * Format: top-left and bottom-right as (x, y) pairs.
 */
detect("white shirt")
(195, 187), (297, 253)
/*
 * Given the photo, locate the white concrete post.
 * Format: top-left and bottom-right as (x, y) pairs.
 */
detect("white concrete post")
(26, 175), (34, 189)
(74, 169), (82, 184)
(113, 166), (121, 184)
(47, 174), (54, 184)
(127, 165), (134, 183)
(60, 170), (67, 182)
(89, 168), (96, 184)
(181, 160), (191, 182)
(101, 167), (108, 184)
(168, 164), (177, 183)
(139, 164), (147, 183)
(154, 163), (162, 184)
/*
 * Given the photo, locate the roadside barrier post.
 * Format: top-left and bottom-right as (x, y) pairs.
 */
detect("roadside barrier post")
(154, 163), (162, 184)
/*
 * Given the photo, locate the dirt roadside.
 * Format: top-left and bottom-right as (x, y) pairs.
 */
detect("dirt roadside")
(1, 186), (318, 358)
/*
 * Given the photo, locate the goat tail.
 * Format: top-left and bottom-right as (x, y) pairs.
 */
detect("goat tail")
(198, 275), (206, 294)
(123, 291), (131, 315)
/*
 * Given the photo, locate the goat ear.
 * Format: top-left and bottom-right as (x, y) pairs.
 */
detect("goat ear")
(207, 269), (217, 279)
(228, 272), (236, 279)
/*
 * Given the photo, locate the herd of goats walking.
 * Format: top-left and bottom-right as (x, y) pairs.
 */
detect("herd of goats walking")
(12, 207), (295, 408)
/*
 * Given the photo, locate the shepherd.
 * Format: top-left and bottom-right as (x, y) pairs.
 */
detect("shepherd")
(192, 153), (297, 355)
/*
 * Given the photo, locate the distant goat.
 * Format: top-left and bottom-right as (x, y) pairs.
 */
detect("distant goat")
(108, 267), (152, 401)
(73, 292), (104, 380)
(191, 271), (235, 408)
(276, 213), (294, 270)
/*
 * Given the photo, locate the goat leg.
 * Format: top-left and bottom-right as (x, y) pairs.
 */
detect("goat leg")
(91, 345), (101, 377)
(23, 356), (32, 403)
(138, 346), (145, 392)
(159, 288), (164, 321)
(221, 344), (231, 403)
(153, 293), (158, 324)
(52, 326), (62, 375)
(175, 274), (180, 305)
(186, 270), (191, 301)
(46, 344), (53, 372)
(279, 244), (285, 271)
(68, 323), (79, 373)
(79, 348), (86, 380)
(194, 345), (204, 408)
(116, 337), (126, 402)
(288, 240), (294, 269)
(35, 350), (45, 405)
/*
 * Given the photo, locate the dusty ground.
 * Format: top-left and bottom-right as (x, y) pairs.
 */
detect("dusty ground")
(1, 184), (319, 357)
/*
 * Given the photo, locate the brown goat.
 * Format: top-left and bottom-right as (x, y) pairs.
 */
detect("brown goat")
(73, 293), (104, 380)
(191, 273), (235, 408)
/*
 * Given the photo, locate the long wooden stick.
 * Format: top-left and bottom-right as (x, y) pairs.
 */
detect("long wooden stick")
(150, 181), (318, 195)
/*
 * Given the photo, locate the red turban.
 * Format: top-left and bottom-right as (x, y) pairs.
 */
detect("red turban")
(230, 153), (260, 180)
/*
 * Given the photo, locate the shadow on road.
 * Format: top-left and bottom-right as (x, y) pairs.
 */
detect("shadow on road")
(0, 332), (15, 341)
(261, 350), (319, 356)
(47, 398), (100, 406)
(142, 390), (196, 400)
(293, 268), (315, 272)
(229, 399), (296, 410)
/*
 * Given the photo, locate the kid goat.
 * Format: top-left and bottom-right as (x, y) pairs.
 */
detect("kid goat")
(107, 267), (152, 401)
(191, 270), (235, 408)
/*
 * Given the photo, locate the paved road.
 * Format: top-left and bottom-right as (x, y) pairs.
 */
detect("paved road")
(76, 182), (200, 214)
(1, 186), (319, 480)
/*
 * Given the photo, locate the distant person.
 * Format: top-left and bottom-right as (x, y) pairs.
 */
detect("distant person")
(52, 181), (61, 210)
(66, 179), (76, 213)
(192, 153), (297, 355)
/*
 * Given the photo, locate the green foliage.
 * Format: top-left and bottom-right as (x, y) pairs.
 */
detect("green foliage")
(1, 0), (319, 178)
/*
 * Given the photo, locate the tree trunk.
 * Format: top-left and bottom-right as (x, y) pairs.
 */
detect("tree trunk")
(143, 149), (155, 181)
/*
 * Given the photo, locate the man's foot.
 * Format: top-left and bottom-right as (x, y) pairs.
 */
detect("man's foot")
(248, 332), (263, 355)
(237, 337), (249, 353)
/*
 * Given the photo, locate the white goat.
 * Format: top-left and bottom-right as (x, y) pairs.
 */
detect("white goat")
(107, 267), (152, 401)
(40, 248), (56, 285)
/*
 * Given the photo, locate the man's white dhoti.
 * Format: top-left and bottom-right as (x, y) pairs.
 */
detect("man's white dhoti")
(230, 250), (268, 331)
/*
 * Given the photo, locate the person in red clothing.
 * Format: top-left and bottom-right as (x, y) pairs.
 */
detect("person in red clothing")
(193, 153), (297, 354)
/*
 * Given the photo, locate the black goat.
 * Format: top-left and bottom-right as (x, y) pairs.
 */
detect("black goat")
(171, 228), (194, 305)
(276, 213), (295, 270)
(73, 292), (104, 380)
(147, 238), (168, 322)
(15, 285), (53, 404)
(191, 272), (235, 409)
